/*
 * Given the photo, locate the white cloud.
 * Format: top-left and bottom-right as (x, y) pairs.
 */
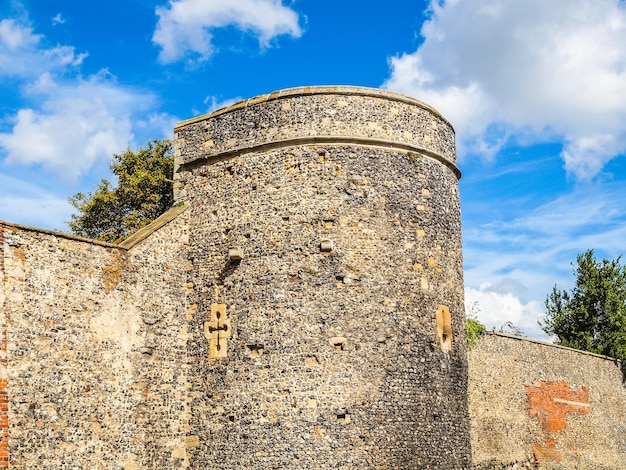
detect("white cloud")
(462, 179), (626, 340)
(0, 16), (173, 180)
(470, 181), (626, 246)
(135, 112), (180, 140)
(52, 13), (66, 25)
(44, 45), (87, 67)
(153, 0), (303, 63)
(0, 18), (39, 49)
(0, 72), (157, 179)
(465, 286), (548, 340)
(0, 195), (73, 230)
(0, 18), (87, 77)
(384, 0), (626, 179)
(204, 95), (243, 114)
(190, 95), (243, 117)
(0, 173), (74, 229)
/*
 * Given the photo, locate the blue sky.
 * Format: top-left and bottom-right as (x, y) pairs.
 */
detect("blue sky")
(1, 0), (626, 339)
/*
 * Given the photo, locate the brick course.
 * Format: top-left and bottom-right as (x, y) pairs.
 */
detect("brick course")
(0, 225), (7, 468)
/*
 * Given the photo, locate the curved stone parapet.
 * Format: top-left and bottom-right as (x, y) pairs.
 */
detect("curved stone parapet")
(174, 85), (458, 175)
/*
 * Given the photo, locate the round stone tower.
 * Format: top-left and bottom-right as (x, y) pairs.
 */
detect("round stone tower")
(174, 86), (470, 468)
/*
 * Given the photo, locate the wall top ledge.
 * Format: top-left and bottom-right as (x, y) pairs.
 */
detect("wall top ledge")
(175, 85), (453, 131)
(480, 332), (623, 363)
(0, 202), (189, 251)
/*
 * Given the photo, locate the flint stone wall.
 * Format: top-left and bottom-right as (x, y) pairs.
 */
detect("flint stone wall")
(174, 86), (458, 177)
(2, 86), (625, 469)
(469, 333), (626, 469)
(0, 209), (190, 469)
(174, 86), (471, 468)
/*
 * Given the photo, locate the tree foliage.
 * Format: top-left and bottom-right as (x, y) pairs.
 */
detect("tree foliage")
(542, 250), (626, 361)
(466, 301), (487, 348)
(68, 139), (174, 243)
(466, 317), (487, 348)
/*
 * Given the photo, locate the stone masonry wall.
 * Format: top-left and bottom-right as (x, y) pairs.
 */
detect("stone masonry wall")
(119, 208), (191, 468)
(468, 333), (626, 469)
(174, 86), (471, 468)
(0, 209), (190, 469)
(175, 86), (457, 170)
(0, 225), (8, 468)
(2, 85), (626, 469)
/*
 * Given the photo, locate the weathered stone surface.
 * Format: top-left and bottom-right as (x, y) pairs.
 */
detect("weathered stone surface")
(175, 86), (470, 469)
(0, 209), (191, 469)
(468, 333), (626, 469)
(8, 86), (623, 470)
(174, 86), (457, 170)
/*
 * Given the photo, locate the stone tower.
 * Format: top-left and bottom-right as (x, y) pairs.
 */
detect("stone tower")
(174, 86), (470, 468)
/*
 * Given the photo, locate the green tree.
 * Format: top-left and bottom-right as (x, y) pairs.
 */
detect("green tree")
(542, 250), (626, 361)
(68, 139), (174, 243)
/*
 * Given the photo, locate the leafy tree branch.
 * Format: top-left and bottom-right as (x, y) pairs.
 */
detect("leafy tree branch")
(541, 250), (626, 361)
(68, 139), (174, 243)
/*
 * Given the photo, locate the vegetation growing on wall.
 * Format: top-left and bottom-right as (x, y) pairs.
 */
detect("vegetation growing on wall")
(466, 301), (486, 348)
(542, 250), (626, 362)
(68, 139), (174, 243)
(466, 317), (486, 348)
(498, 321), (525, 337)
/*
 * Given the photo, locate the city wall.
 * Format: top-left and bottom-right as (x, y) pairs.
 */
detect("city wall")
(0, 205), (190, 469)
(0, 86), (624, 469)
(469, 332), (626, 469)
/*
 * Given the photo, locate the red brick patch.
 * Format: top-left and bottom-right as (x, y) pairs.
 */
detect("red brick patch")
(525, 381), (590, 462)
(0, 351), (7, 467)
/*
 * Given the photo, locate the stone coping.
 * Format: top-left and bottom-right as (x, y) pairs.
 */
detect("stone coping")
(0, 220), (119, 248)
(0, 202), (189, 251)
(483, 331), (623, 363)
(175, 85), (454, 131)
(118, 202), (189, 249)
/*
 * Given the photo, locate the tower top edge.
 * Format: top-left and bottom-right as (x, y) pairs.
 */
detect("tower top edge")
(174, 85), (454, 131)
